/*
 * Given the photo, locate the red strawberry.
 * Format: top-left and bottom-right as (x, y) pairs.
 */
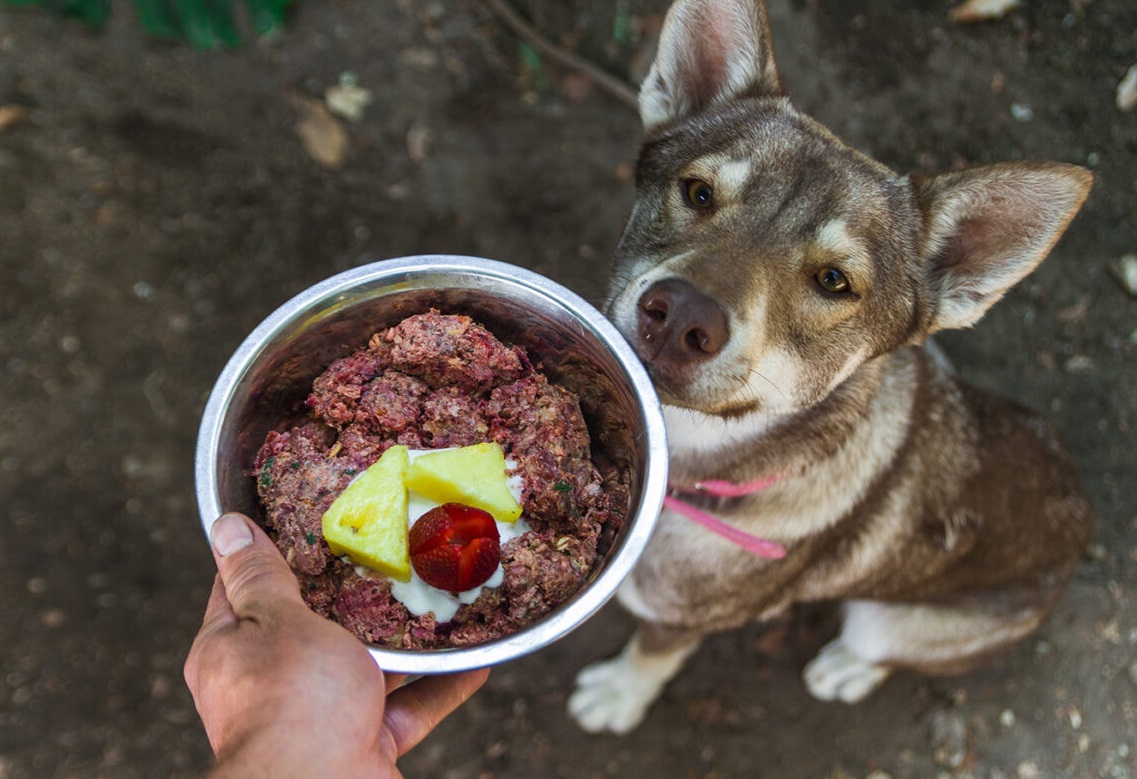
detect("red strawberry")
(409, 503), (501, 592)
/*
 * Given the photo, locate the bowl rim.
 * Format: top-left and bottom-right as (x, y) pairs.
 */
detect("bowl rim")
(194, 254), (668, 673)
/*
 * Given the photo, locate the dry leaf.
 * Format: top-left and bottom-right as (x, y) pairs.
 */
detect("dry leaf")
(1116, 64), (1137, 113)
(560, 72), (594, 103)
(0, 104), (29, 131)
(290, 94), (348, 169)
(950, 0), (1020, 24)
(406, 124), (433, 164)
(1056, 297), (1090, 323)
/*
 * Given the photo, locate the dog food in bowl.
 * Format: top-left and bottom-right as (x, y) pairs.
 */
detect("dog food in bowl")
(253, 310), (627, 650)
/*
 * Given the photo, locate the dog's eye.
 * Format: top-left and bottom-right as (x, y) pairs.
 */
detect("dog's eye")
(816, 268), (851, 294)
(682, 179), (714, 209)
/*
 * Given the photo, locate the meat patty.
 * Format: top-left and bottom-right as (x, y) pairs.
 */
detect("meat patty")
(255, 310), (625, 649)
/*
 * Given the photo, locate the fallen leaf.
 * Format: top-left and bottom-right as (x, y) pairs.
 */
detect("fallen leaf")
(406, 124), (433, 164)
(1117, 63), (1137, 113)
(560, 72), (594, 102)
(290, 94), (348, 169)
(1056, 297), (1090, 323)
(0, 104), (29, 131)
(950, 0), (1020, 24)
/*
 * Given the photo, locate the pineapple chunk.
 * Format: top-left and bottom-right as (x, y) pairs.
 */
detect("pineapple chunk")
(405, 442), (523, 523)
(321, 445), (411, 581)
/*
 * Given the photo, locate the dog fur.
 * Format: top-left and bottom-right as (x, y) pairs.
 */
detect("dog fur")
(568, 0), (1095, 734)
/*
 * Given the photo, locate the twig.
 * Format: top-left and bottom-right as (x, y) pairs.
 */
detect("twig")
(481, 0), (640, 112)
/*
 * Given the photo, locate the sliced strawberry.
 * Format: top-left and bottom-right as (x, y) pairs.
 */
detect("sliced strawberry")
(409, 503), (501, 592)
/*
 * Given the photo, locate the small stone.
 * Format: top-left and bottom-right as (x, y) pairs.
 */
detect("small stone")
(1110, 254), (1137, 297)
(930, 709), (969, 768)
(325, 73), (373, 123)
(1010, 103), (1034, 122)
(1117, 64), (1137, 112)
(1063, 355), (1094, 373)
(132, 281), (156, 300)
(1000, 708), (1016, 727)
(1085, 542), (1107, 561)
(1016, 760), (1040, 778)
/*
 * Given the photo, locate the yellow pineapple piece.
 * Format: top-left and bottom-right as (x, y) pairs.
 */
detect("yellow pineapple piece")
(321, 445), (411, 581)
(405, 442), (523, 523)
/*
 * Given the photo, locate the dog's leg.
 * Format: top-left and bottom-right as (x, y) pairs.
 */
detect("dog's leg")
(804, 591), (1056, 702)
(568, 622), (701, 733)
(802, 624), (892, 703)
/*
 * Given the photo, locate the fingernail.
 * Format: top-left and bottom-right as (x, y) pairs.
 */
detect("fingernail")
(210, 513), (254, 557)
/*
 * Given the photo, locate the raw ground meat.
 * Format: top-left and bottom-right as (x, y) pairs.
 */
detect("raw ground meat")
(254, 310), (625, 650)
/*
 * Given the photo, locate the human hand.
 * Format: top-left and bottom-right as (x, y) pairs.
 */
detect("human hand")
(184, 513), (489, 778)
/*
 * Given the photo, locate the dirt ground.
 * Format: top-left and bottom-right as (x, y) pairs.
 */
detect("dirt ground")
(1, 0), (1135, 777)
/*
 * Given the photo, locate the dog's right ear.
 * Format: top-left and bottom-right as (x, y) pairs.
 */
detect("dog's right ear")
(640, 0), (782, 132)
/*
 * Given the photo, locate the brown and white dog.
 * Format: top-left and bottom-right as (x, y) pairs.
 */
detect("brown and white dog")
(568, 0), (1095, 733)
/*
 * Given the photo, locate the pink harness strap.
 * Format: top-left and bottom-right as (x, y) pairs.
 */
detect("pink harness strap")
(664, 475), (786, 560)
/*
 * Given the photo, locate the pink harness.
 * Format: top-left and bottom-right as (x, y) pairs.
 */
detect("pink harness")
(663, 475), (787, 559)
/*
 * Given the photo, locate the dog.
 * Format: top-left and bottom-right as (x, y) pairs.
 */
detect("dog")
(567, 0), (1095, 734)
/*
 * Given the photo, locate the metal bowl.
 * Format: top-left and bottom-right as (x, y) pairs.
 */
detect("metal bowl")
(194, 255), (667, 673)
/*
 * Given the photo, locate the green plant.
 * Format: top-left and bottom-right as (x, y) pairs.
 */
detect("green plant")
(1, 0), (296, 49)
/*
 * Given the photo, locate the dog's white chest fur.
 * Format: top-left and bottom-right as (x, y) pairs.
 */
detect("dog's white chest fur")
(618, 355), (921, 627)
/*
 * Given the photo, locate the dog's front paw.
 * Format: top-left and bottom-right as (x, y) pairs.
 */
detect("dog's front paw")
(568, 655), (664, 734)
(803, 638), (891, 703)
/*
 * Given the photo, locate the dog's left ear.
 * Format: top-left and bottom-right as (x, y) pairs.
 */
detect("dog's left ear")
(916, 162), (1093, 333)
(639, 0), (782, 132)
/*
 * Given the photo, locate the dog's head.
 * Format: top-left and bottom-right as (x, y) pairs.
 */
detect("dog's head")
(606, 0), (1091, 417)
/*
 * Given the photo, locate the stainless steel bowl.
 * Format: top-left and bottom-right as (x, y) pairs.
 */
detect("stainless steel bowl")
(194, 255), (667, 673)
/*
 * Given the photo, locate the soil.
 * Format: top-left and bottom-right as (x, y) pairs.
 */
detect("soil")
(1, 1), (1135, 777)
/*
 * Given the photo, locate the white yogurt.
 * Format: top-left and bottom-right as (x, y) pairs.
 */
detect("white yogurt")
(351, 447), (528, 623)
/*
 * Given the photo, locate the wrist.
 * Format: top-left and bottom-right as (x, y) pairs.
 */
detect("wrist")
(206, 720), (396, 779)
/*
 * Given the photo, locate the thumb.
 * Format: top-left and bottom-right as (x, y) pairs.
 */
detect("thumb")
(208, 512), (305, 619)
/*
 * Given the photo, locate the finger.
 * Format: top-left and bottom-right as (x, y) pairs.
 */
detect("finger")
(383, 673), (409, 696)
(208, 512), (304, 618)
(383, 668), (490, 756)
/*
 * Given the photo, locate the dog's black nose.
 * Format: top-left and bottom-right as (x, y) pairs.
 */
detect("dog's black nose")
(636, 279), (728, 364)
